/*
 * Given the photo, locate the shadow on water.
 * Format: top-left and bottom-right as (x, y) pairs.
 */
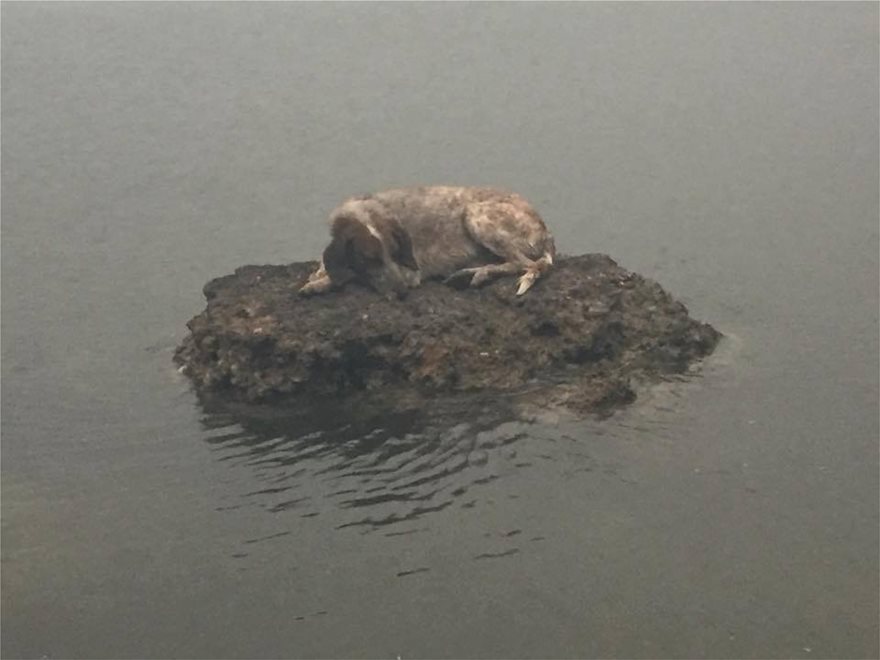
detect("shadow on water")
(193, 390), (547, 534)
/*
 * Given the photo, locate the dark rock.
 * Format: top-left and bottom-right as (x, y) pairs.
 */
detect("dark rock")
(174, 254), (721, 415)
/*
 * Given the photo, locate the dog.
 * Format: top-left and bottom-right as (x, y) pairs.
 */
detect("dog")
(299, 186), (555, 298)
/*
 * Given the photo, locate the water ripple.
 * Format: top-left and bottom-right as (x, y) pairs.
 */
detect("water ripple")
(196, 393), (542, 535)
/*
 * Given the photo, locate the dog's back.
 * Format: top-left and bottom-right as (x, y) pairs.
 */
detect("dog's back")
(364, 187), (491, 278)
(351, 186), (553, 278)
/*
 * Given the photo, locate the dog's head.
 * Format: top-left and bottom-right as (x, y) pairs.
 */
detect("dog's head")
(323, 215), (418, 298)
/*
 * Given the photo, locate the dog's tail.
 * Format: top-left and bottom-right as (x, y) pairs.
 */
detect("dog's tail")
(516, 250), (554, 296)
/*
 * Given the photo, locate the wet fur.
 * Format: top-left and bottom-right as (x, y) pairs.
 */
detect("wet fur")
(299, 186), (555, 297)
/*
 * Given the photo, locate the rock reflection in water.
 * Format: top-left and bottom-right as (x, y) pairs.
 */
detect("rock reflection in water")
(195, 392), (537, 535)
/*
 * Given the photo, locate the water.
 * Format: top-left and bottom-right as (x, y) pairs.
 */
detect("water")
(2, 3), (877, 658)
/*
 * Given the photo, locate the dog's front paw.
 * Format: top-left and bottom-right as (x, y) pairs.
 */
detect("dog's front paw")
(298, 277), (331, 296)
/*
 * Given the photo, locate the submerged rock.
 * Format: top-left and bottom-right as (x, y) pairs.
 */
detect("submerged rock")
(174, 254), (720, 414)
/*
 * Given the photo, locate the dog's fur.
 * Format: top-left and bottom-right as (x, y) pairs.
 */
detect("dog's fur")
(299, 186), (556, 298)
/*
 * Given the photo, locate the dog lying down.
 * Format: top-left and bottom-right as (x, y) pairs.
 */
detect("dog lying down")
(299, 186), (556, 298)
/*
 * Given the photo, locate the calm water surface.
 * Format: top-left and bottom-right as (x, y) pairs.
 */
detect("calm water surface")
(2, 3), (877, 658)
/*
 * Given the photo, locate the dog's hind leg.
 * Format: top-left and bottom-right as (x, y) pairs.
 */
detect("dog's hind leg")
(514, 252), (554, 295)
(463, 202), (554, 294)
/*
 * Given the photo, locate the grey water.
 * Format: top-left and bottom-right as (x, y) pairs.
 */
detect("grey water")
(2, 3), (877, 658)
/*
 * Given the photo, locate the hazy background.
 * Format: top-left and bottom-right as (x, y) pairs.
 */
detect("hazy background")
(2, 3), (878, 658)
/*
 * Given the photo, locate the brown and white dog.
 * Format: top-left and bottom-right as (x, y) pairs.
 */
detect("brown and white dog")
(299, 186), (555, 298)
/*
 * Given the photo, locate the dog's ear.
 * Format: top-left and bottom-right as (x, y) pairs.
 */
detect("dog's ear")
(372, 216), (418, 271)
(322, 236), (354, 283)
(389, 220), (418, 271)
(328, 215), (383, 276)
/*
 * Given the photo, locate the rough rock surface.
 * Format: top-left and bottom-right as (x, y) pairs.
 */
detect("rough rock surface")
(174, 255), (720, 414)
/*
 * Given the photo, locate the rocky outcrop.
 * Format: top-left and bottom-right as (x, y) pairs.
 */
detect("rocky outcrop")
(174, 254), (720, 415)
